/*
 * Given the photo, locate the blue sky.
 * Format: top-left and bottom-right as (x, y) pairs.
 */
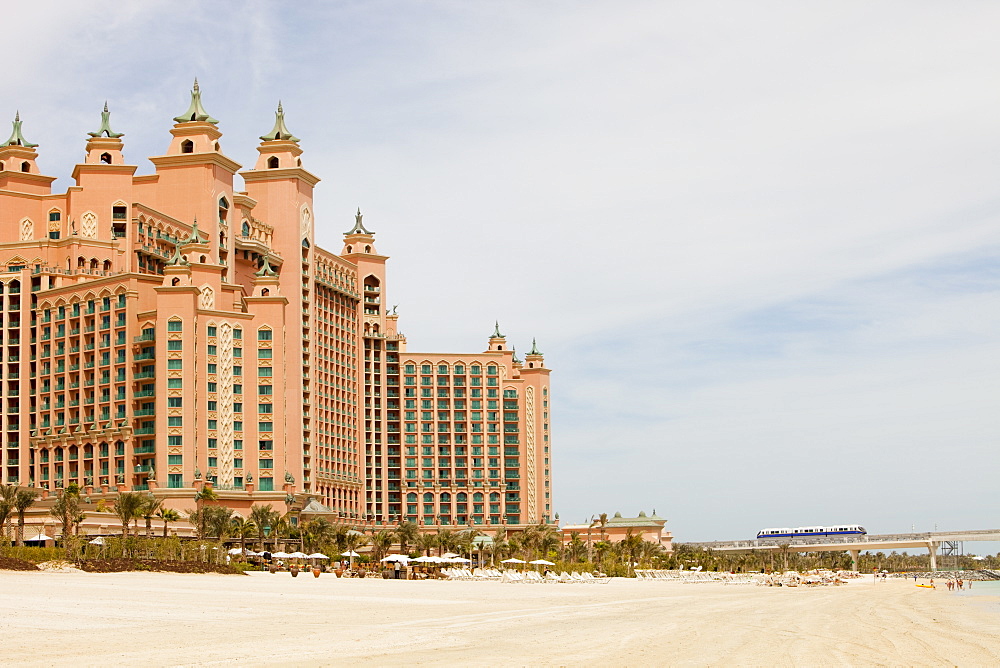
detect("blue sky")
(6, 1), (999, 550)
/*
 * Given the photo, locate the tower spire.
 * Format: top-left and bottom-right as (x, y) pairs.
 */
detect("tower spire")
(173, 78), (219, 124)
(183, 217), (204, 245)
(528, 338), (541, 355)
(88, 102), (124, 138)
(492, 321), (505, 339)
(345, 207), (373, 235)
(2, 111), (38, 148)
(260, 100), (300, 142)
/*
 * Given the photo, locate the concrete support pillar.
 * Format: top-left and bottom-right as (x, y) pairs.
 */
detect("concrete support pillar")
(849, 550), (860, 572)
(928, 542), (939, 571)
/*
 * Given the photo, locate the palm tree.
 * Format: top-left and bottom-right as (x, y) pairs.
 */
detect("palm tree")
(370, 529), (394, 563)
(195, 486), (219, 520)
(14, 489), (39, 546)
(113, 492), (146, 538)
(395, 520), (419, 555)
(270, 513), (292, 552)
(342, 531), (369, 568)
(49, 486), (81, 547)
(204, 506), (235, 540)
(435, 528), (455, 556)
(140, 495), (163, 538)
(250, 504), (277, 550)
(301, 518), (334, 554)
(232, 516), (257, 555)
(538, 529), (561, 562)
(156, 507), (181, 538)
(416, 531), (437, 557)
(0, 484), (16, 542)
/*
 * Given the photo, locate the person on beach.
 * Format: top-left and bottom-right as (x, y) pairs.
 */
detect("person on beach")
(394, 561), (401, 579)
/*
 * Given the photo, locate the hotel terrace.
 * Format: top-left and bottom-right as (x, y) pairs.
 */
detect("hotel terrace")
(0, 83), (552, 536)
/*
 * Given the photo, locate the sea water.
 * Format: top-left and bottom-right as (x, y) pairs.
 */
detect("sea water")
(959, 580), (1000, 615)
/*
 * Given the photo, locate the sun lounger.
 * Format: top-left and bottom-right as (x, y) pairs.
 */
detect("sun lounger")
(582, 572), (611, 584)
(502, 570), (524, 583)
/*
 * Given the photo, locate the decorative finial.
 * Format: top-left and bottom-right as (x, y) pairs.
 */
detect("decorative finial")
(173, 79), (219, 124)
(254, 254), (277, 277)
(492, 321), (504, 338)
(88, 102), (124, 139)
(184, 218), (203, 245)
(2, 111), (38, 148)
(260, 100), (300, 142)
(528, 338), (541, 355)
(512, 347), (522, 364)
(345, 207), (373, 235)
(167, 245), (188, 266)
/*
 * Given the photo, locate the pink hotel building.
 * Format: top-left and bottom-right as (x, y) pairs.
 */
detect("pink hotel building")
(0, 84), (553, 530)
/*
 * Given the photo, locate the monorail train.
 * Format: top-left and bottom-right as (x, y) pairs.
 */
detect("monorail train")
(757, 525), (867, 540)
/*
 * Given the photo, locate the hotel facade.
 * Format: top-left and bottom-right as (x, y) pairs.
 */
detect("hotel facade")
(0, 84), (552, 532)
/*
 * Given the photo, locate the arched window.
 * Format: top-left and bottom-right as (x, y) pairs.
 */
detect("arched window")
(103, 260), (111, 272)
(171, 277), (180, 286)
(181, 140), (194, 154)
(407, 493), (417, 502)
(473, 492), (483, 502)
(100, 152), (112, 164)
(267, 156), (279, 169)
(423, 492), (433, 502)
(364, 245), (371, 253)
(241, 221), (250, 237)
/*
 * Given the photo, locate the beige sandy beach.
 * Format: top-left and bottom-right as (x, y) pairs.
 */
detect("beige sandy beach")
(1, 571), (998, 666)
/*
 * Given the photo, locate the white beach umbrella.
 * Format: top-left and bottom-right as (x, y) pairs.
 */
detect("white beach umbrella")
(529, 559), (555, 566)
(341, 551), (361, 558)
(451, 557), (472, 563)
(28, 533), (54, 542)
(228, 548), (245, 555)
(501, 558), (526, 564)
(289, 552), (308, 559)
(381, 554), (409, 563)
(88, 537), (105, 545)
(308, 553), (330, 559)
(442, 552), (461, 559)
(413, 555), (441, 563)
(273, 551), (290, 558)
